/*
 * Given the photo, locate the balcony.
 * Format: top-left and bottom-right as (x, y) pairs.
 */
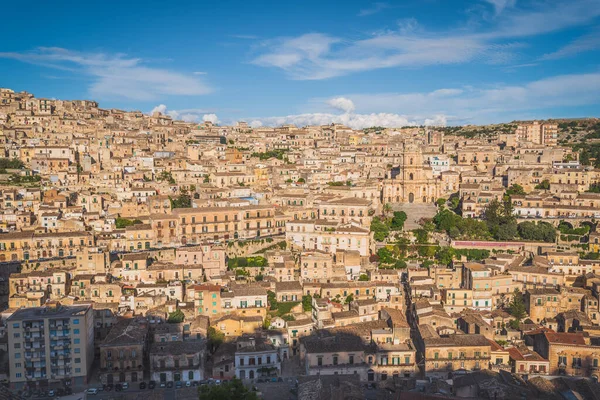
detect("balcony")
(528, 368), (548, 375)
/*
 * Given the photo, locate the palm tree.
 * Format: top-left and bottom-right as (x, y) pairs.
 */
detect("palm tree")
(383, 203), (392, 217)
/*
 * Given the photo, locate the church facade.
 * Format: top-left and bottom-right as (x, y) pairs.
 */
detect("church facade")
(382, 141), (442, 204)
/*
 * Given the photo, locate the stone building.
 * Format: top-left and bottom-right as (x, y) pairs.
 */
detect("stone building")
(149, 340), (206, 383)
(99, 319), (149, 384)
(382, 140), (441, 204)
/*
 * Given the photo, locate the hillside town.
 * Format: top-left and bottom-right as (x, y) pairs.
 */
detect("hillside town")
(1, 87), (600, 400)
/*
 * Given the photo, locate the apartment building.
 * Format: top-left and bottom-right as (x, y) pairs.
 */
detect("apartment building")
(7, 303), (94, 389)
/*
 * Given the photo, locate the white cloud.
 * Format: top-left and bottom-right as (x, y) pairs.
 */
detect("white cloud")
(358, 2), (390, 17)
(0, 47), (212, 100)
(326, 97), (355, 113)
(342, 72), (600, 122)
(193, 71), (207, 75)
(249, 112), (421, 130)
(249, 120), (263, 128)
(250, 71), (600, 127)
(148, 105), (216, 123)
(540, 30), (600, 60)
(151, 104), (168, 114)
(483, 0), (516, 16)
(202, 113), (219, 124)
(251, 0), (600, 80)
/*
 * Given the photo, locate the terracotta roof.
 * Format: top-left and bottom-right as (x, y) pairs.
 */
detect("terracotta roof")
(544, 331), (587, 345)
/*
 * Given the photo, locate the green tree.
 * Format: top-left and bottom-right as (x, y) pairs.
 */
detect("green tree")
(505, 184), (526, 197)
(370, 217), (390, 242)
(534, 180), (550, 190)
(436, 198), (446, 207)
(413, 228), (429, 244)
(435, 247), (455, 265)
(344, 294), (354, 304)
(496, 221), (518, 241)
(267, 290), (278, 310)
(167, 309), (185, 323)
(302, 294), (313, 312)
(383, 203), (392, 217)
(517, 221), (556, 243)
(297, 177), (305, 183)
(508, 289), (527, 320)
(377, 247), (395, 264)
(170, 194), (192, 208)
(198, 377), (258, 400)
(390, 211), (407, 231)
(358, 274), (369, 281)
(507, 319), (520, 330)
(158, 171), (176, 184)
(207, 326), (225, 353)
(262, 315), (271, 329)
(115, 217), (142, 229)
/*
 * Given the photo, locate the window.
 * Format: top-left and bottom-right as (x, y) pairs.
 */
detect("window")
(333, 356), (338, 365)
(75, 358), (81, 363)
(74, 329), (80, 334)
(74, 339), (80, 344)
(317, 357), (323, 366)
(73, 319), (79, 325)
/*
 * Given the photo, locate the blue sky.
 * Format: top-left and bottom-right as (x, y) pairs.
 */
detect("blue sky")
(1, 0), (600, 128)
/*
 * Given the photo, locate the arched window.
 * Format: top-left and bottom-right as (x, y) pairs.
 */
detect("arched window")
(409, 173), (414, 180)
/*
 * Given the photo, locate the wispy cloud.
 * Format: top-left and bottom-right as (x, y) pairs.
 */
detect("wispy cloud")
(483, 0), (516, 16)
(358, 2), (390, 17)
(540, 30), (600, 60)
(230, 34), (259, 40)
(251, 31), (514, 80)
(0, 47), (212, 100)
(251, 0), (600, 80)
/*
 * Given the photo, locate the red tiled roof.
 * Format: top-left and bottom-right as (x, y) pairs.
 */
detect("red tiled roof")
(544, 331), (586, 345)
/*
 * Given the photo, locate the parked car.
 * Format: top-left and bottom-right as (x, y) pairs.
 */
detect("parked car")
(122, 382), (129, 390)
(86, 388), (98, 395)
(166, 381), (174, 388)
(115, 384), (122, 392)
(105, 384), (112, 392)
(47, 390), (55, 397)
(185, 381), (192, 387)
(159, 382), (166, 388)
(175, 381), (182, 389)
(64, 387), (73, 395)
(149, 381), (156, 389)
(139, 382), (147, 390)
